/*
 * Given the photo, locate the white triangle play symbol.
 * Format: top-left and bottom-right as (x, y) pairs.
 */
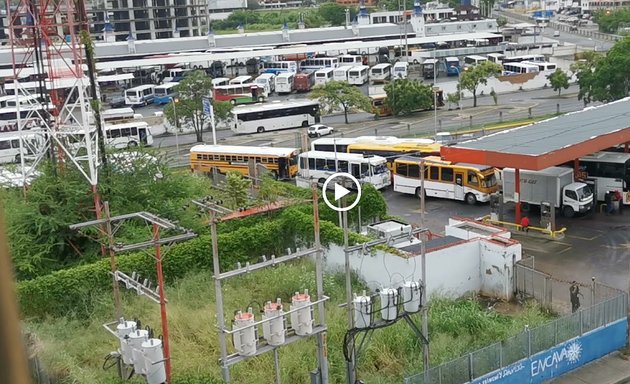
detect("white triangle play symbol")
(334, 183), (351, 201)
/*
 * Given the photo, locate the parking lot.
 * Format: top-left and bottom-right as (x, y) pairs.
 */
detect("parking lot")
(384, 189), (630, 294)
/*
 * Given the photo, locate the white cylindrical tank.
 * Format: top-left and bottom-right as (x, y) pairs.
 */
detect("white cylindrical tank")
(380, 288), (399, 321)
(262, 299), (286, 346)
(128, 329), (149, 375)
(116, 320), (137, 365)
(290, 290), (313, 336)
(403, 281), (422, 313)
(142, 338), (166, 384)
(353, 292), (372, 329)
(233, 310), (257, 356)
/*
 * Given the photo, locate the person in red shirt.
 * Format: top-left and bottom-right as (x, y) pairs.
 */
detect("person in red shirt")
(520, 216), (530, 232)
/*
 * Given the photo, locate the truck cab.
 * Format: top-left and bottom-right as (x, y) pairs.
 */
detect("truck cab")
(561, 182), (593, 217)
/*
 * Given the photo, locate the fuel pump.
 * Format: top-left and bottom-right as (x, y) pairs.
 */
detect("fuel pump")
(540, 201), (555, 232)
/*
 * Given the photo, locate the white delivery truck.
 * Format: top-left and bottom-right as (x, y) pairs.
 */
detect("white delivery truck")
(502, 167), (593, 218)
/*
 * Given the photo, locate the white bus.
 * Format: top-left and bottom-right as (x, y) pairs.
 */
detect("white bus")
(5, 94), (40, 108)
(314, 68), (335, 85)
(297, 150), (391, 190)
(333, 66), (351, 82)
(104, 121), (154, 149)
(338, 55), (363, 67)
(300, 57), (339, 71)
(370, 63), (392, 83)
(393, 156), (499, 204)
(153, 82), (179, 105)
(502, 54), (545, 64)
(487, 53), (506, 64)
(502, 62), (540, 74)
(229, 75), (253, 85)
(0, 105), (48, 133)
(124, 85), (155, 107)
(102, 108), (139, 123)
(347, 65), (369, 85)
(579, 152), (630, 205)
(0, 134), (31, 164)
(211, 77), (230, 87)
(256, 73), (276, 93)
(275, 72), (295, 94)
(522, 61), (557, 71)
(310, 137), (361, 152)
(231, 100), (320, 134)
(464, 55), (488, 67)
(261, 61), (298, 75)
(393, 62), (409, 79)
(3, 81), (41, 96)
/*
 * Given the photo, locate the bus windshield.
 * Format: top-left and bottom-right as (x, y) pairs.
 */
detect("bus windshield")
(372, 163), (389, 175)
(481, 173), (497, 188)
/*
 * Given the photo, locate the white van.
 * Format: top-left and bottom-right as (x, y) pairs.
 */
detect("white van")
(314, 68), (335, 85)
(392, 62), (409, 79)
(255, 73), (276, 96)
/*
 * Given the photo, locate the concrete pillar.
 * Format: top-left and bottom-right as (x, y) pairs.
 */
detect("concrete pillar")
(625, 143), (629, 153)
(515, 168), (521, 225)
(187, 0), (193, 35)
(170, 0), (177, 38)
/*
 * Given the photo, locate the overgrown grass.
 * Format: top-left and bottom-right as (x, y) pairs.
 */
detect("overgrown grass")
(28, 261), (552, 384)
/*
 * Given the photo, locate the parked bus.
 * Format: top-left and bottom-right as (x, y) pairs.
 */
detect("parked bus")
(3, 81), (41, 96)
(370, 94), (392, 117)
(231, 100), (320, 134)
(0, 105), (47, 133)
(104, 121), (154, 149)
(347, 65), (369, 85)
(522, 61), (557, 71)
(445, 57), (460, 76)
(124, 85), (155, 107)
(229, 75), (253, 85)
(310, 137), (361, 153)
(255, 73), (276, 96)
(314, 68), (335, 85)
(162, 68), (186, 83)
(464, 55), (488, 67)
(0, 134), (33, 164)
(261, 61), (299, 75)
(297, 150), (391, 190)
(338, 55), (363, 67)
(300, 57), (339, 71)
(393, 156), (499, 204)
(347, 139), (441, 169)
(392, 62), (409, 79)
(578, 151), (630, 205)
(4, 94), (40, 108)
(211, 77), (230, 87)
(502, 62), (540, 74)
(333, 66), (351, 82)
(189, 145), (300, 180)
(487, 53), (506, 64)
(502, 54), (545, 64)
(153, 82), (179, 105)
(422, 59), (439, 79)
(370, 63), (392, 83)
(294, 72), (315, 92)
(213, 84), (265, 105)
(275, 72), (295, 94)
(102, 108), (139, 123)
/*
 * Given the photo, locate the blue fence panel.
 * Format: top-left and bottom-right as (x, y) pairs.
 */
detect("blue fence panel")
(469, 319), (628, 384)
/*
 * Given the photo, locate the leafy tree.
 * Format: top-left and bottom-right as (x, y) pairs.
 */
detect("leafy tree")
(457, 61), (503, 107)
(378, 0), (414, 11)
(594, 8), (630, 34)
(220, 172), (251, 210)
(546, 68), (570, 96)
(571, 37), (630, 104)
(163, 70), (213, 142)
(496, 16), (508, 28)
(212, 100), (233, 128)
(446, 92), (460, 110)
(383, 79), (433, 115)
(309, 80), (371, 124)
(318, 2), (349, 25)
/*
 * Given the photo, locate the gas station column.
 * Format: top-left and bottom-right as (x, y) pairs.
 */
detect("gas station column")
(515, 168), (521, 224)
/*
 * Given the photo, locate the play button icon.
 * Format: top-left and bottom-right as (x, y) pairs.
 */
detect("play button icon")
(322, 172), (362, 212)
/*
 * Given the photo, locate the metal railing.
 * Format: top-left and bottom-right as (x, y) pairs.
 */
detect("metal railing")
(404, 261), (627, 384)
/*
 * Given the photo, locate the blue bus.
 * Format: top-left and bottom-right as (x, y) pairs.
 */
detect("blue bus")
(153, 82), (179, 105)
(445, 57), (460, 76)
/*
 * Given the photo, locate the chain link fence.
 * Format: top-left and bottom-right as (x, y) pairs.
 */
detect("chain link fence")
(404, 260), (627, 384)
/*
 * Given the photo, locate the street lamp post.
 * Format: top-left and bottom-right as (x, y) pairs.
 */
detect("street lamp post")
(169, 96), (180, 159)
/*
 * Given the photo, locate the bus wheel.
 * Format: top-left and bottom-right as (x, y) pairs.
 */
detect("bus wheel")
(465, 193), (477, 205)
(318, 178), (326, 187)
(521, 202), (530, 212)
(257, 96), (264, 102)
(14, 154), (21, 163)
(127, 141), (138, 148)
(413, 59), (419, 65)
(230, 99), (237, 105)
(415, 187), (424, 199)
(301, 120), (309, 127)
(257, 126), (265, 133)
(271, 171), (279, 180)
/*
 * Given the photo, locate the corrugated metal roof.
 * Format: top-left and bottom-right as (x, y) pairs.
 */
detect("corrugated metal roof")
(451, 98), (630, 156)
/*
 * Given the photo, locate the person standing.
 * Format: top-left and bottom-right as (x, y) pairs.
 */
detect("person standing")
(570, 281), (583, 313)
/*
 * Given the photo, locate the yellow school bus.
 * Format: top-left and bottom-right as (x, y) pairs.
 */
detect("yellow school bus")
(189, 145), (300, 179)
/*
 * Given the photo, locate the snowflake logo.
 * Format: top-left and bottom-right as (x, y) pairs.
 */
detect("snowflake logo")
(566, 341), (582, 364)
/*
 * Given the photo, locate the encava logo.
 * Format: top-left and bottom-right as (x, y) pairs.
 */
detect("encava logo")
(531, 341), (582, 376)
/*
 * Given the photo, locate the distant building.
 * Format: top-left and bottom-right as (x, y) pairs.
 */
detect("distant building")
(453, 5), (481, 20)
(335, 0), (376, 6)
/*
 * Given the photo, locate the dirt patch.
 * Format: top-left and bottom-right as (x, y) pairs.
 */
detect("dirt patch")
(476, 295), (527, 316)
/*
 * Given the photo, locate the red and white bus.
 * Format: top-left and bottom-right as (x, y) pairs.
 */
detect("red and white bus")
(294, 72), (315, 92)
(212, 84), (266, 105)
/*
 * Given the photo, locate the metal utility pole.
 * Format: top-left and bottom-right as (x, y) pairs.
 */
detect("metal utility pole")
(70, 207), (197, 384)
(342, 195), (357, 384)
(211, 210), (231, 382)
(420, 160), (429, 379)
(313, 185), (330, 384)
(433, 51), (438, 139)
